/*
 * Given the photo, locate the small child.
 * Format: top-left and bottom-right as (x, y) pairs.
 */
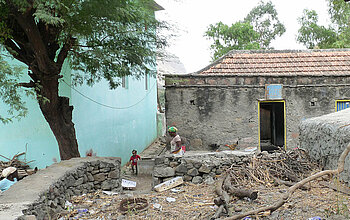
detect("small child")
(129, 150), (141, 175)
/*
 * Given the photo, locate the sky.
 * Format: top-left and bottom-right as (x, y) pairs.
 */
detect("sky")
(155, 0), (331, 73)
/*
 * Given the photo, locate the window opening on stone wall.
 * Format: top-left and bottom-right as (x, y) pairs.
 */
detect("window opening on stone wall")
(309, 98), (317, 107)
(259, 101), (286, 152)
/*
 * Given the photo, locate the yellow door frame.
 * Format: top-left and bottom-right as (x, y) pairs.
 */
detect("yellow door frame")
(335, 99), (350, 112)
(257, 99), (286, 151)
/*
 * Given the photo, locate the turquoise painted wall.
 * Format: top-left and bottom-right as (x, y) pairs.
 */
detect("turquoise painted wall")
(70, 74), (158, 166)
(0, 59), (71, 168)
(0, 57), (158, 168)
(0, 7), (159, 168)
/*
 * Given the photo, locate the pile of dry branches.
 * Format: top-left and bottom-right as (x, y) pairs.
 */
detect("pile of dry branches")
(213, 146), (350, 219)
(229, 148), (320, 188)
(0, 152), (36, 179)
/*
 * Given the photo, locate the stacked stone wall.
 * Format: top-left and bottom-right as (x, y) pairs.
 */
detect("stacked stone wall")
(0, 157), (121, 220)
(152, 152), (254, 185)
(22, 159), (121, 219)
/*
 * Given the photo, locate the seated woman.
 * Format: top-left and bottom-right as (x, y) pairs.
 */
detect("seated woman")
(0, 167), (18, 192)
(168, 126), (185, 156)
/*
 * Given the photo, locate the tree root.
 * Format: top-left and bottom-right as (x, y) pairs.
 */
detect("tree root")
(271, 175), (310, 191)
(212, 172), (259, 219)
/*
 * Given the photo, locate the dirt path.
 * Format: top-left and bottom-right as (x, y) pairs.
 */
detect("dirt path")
(120, 169), (154, 194)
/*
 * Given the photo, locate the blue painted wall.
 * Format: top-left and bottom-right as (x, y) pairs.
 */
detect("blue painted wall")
(0, 57), (158, 168)
(0, 4), (160, 168)
(70, 74), (158, 165)
(0, 59), (70, 168)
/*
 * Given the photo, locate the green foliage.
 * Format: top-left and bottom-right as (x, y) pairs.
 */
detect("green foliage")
(205, 21), (260, 60)
(66, 0), (165, 88)
(297, 0), (350, 49)
(244, 1), (286, 49)
(0, 0), (166, 85)
(297, 10), (338, 49)
(0, 51), (29, 123)
(205, 1), (285, 61)
(0, 0), (167, 123)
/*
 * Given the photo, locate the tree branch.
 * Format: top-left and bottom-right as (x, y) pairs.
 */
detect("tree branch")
(17, 81), (35, 88)
(11, 5), (54, 74)
(57, 37), (75, 68)
(4, 39), (29, 65)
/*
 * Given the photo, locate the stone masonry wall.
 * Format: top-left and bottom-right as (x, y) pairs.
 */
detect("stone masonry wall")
(165, 75), (350, 151)
(152, 151), (254, 185)
(299, 108), (350, 185)
(0, 157), (121, 220)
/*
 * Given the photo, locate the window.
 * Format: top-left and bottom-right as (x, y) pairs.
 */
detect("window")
(145, 70), (150, 90)
(122, 76), (129, 89)
(335, 100), (350, 111)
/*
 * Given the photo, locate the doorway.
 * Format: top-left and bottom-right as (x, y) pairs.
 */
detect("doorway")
(258, 100), (286, 151)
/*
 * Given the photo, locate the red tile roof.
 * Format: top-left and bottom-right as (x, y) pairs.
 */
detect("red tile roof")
(197, 50), (350, 76)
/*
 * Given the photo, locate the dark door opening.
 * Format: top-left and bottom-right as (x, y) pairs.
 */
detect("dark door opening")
(259, 101), (285, 151)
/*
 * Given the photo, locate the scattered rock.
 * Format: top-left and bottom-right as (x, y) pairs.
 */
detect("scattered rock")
(154, 167), (175, 178)
(192, 176), (203, 184)
(187, 168), (199, 177)
(204, 176), (215, 185)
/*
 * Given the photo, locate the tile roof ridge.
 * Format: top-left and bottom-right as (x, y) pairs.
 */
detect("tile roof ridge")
(194, 49), (350, 75)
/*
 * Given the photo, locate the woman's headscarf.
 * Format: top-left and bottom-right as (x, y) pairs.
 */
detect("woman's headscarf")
(168, 126), (178, 133)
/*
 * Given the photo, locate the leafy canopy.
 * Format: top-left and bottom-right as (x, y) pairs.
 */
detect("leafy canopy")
(0, 0), (166, 121)
(243, 1), (286, 49)
(205, 1), (286, 61)
(205, 21), (260, 60)
(0, 53), (29, 123)
(297, 0), (350, 49)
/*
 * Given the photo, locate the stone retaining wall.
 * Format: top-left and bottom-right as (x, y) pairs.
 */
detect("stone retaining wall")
(299, 108), (350, 185)
(152, 151), (254, 185)
(0, 157), (121, 220)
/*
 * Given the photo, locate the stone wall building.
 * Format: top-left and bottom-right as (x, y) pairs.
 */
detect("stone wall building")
(165, 49), (350, 151)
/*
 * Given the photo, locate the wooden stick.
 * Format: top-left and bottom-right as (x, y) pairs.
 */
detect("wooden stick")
(0, 154), (11, 161)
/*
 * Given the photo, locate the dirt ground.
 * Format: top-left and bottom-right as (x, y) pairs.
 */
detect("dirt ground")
(60, 176), (350, 220)
(59, 139), (350, 220)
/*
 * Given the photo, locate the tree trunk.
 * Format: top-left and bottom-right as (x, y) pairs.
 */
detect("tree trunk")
(37, 77), (80, 160)
(4, 3), (80, 160)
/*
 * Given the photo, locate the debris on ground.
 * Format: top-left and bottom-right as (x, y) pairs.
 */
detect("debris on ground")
(58, 179), (350, 220)
(214, 146), (350, 219)
(154, 176), (184, 192)
(0, 152), (36, 180)
(55, 147), (350, 219)
(58, 182), (217, 219)
(122, 179), (137, 189)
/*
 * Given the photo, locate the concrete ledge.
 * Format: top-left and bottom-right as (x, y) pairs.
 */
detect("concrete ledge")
(300, 108), (350, 185)
(138, 158), (155, 175)
(0, 157), (121, 220)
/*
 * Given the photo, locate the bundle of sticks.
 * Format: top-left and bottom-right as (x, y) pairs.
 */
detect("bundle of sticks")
(0, 152), (36, 179)
(212, 148), (321, 219)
